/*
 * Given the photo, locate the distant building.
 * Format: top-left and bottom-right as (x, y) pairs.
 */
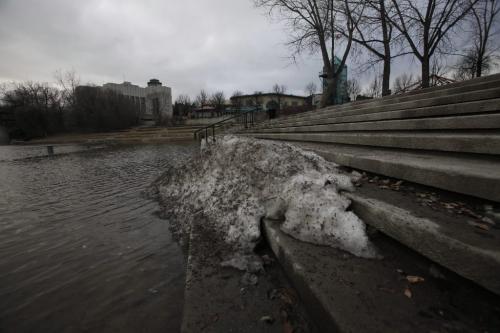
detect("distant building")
(320, 56), (348, 105)
(103, 79), (172, 125)
(230, 93), (308, 111)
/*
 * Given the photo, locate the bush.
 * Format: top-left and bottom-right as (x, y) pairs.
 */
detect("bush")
(72, 86), (139, 132)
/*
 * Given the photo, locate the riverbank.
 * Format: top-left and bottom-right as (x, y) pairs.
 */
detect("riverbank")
(13, 126), (200, 145)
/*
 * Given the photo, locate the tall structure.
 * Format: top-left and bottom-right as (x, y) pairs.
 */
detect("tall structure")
(103, 79), (172, 125)
(321, 56), (348, 105)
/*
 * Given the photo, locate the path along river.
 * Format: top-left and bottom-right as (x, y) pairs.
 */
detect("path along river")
(0, 143), (197, 332)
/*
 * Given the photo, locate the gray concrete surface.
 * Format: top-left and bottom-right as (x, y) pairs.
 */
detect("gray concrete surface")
(256, 86), (500, 129)
(253, 108), (500, 132)
(254, 73), (500, 129)
(246, 131), (500, 155)
(263, 219), (500, 333)
(289, 142), (500, 202)
(347, 190), (500, 295)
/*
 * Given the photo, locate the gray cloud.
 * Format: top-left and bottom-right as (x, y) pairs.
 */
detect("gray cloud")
(2, 0), (478, 100)
(0, 0), (329, 99)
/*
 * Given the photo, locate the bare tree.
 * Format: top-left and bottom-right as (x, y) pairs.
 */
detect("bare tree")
(272, 84), (287, 109)
(54, 69), (80, 111)
(456, 0), (500, 78)
(174, 94), (192, 117)
(232, 90), (243, 98)
(392, 73), (416, 93)
(388, 0), (478, 88)
(255, 0), (366, 107)
(340, 0), (402, 96)
(365, 75), (382, 97)
(195, 89), (208, 107)
(305, 82), (318, 96)
(3, 81), (65, 137)
(210, 91), (226, 114)
(346, 78), (361, 100)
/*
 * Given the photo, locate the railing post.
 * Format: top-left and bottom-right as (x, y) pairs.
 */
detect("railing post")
(212, 125), (216, 142)
(205, 127), (208, 144)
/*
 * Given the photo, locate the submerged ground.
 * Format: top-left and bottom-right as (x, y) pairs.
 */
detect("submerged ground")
(0, 143), (197, 332)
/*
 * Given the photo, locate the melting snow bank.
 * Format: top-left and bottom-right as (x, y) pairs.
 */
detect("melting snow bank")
(152, 136), (377, 270)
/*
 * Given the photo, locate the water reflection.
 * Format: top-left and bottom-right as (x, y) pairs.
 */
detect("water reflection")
(0, 143), (197, 332)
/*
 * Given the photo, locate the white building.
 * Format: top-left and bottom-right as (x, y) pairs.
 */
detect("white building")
(103, 79), (172, 125)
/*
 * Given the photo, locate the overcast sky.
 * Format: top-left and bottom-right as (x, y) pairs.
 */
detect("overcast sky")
(0, 0), (445, 100)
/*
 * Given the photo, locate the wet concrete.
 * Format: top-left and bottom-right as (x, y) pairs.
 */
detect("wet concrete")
(0, 143), (197, 332)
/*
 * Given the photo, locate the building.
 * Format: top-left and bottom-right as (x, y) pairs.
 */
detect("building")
(230, 93), (308, 111)
(320, 56), (349, 105)
(103, 79), (172, 125)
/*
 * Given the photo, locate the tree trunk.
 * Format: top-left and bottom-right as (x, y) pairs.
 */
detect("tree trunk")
(382, 56), (391, 96)
(421, 56), (430, 88)
(476, 56), (483, 78)
(380, 0), (391, 96)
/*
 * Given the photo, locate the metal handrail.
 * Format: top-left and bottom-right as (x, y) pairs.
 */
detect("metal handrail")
(193, 107), (260, 143)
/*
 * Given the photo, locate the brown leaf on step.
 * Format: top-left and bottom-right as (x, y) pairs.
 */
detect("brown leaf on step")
(378, 185), (390, 189)
(404, 287), (412, 298)
(468, 221), (491, 231)
(406, 275), (425, 284)
(394, 180), (404, 186)
(474, 223), (490, 231)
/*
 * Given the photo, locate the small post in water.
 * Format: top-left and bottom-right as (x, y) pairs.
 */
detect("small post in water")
(47, 146), (54, 156)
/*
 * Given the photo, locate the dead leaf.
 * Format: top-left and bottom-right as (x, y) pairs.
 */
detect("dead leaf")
(404, 287), (412, 298)
(468, 221), (490, 231)
(475, 223), (490, 231)
(406, 275), (425, 284)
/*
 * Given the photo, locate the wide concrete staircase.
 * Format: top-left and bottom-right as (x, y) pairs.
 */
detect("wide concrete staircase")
(229, 74), (500, 332)
(240, 73), (500, 202)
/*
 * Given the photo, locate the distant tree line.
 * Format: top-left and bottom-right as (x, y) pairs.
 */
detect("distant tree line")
(0, 71), (139, 140)
(173, 89), (229, 118)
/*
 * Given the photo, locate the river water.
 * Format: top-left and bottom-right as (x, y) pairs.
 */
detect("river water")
(0, 143), (197, 332)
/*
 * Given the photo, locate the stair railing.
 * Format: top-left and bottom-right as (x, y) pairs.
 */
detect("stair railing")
(194, 107), (261, 143)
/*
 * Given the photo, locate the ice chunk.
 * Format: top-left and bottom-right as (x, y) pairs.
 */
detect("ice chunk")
(153, 135), (377, 270)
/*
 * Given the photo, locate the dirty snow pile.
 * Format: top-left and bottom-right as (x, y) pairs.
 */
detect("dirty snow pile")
(153, 135), (376, 268)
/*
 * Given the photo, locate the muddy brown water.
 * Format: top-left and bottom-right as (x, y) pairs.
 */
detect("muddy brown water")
(0, 143), (197, 332)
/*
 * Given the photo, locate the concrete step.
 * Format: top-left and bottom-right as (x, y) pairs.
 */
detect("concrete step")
(347, 186), (500, 295)
(263, 218), (500, 332)
(252, 75), (500, 130)
(244, 131), (500, 155)
(255, 74), (500, 128)
(252, 113), (500, 133)
(249, 98), (500, 131)
(277, 141), (500, 202)
(255, 86), (500, 130)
